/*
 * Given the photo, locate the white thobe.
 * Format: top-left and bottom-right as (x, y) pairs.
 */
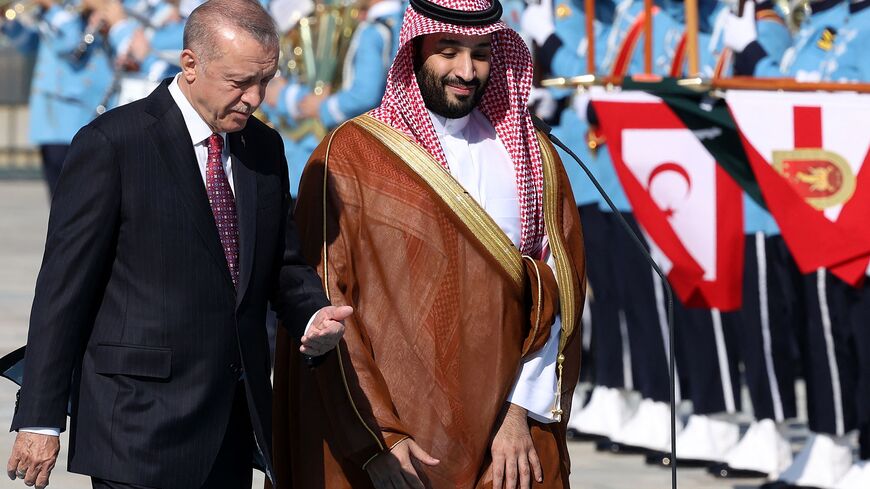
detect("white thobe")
(428, 109), (562, 423)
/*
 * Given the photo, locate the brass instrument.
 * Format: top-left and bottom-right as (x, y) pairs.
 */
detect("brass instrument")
(265, 0), (361, 141)
(773, 0), (811, 33)
(280, 0), (359, 95)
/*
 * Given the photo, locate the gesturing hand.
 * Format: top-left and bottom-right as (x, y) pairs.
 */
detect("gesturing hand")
(491, 403), (542, 489)
(6, 432), (59, 489)
(366, 438), (440, 489)
(299, 305), (352, 356)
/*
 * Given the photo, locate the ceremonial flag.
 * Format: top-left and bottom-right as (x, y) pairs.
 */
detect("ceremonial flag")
(622, 79), (766, 208)
(726, 90), (870, 284)
(591, 90), (744, 310)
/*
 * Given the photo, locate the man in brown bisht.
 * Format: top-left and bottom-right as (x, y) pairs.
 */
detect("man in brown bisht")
(270, 0), (586, 486)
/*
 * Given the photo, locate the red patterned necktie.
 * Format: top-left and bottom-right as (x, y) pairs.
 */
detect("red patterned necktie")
(206, 133), (239, 288)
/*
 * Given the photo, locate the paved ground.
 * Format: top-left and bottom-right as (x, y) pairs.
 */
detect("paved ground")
(0, 181), (768, 488)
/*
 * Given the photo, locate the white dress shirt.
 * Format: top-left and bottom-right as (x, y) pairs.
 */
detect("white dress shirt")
(428, 109), (562, 423)
(168, 74), (235, 194)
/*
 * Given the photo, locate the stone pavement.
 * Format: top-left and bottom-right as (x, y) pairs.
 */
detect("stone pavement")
(0, 181), (766, 488)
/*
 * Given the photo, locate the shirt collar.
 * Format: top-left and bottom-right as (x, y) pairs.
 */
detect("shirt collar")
(168, 73), (227, 148)
(428, 109), (473, 137)
(367, 0), (402, 20)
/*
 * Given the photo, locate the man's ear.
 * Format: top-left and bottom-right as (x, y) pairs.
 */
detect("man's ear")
(180, 49), (199, 84)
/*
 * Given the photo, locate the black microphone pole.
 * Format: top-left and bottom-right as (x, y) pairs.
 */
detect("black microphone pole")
(532, 116), (679, 489)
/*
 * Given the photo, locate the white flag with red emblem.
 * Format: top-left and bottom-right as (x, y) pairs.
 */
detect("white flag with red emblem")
(727, 91), (870, 285)
(592, 90), (745, 310)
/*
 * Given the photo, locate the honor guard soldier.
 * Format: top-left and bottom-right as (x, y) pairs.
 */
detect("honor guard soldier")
(1, 0), (113, 197)
(832, 30), (870, 480)
(727, 2), (865, 488)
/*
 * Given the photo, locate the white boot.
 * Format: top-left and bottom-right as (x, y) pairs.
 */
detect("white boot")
(672, 414), (740, 463)
(610, 398), (679, 452)
(567, 386), (636, 439)
(834, 460), (870, 489)
(724, 419), (793, 478)
(778, 432), (854, 489)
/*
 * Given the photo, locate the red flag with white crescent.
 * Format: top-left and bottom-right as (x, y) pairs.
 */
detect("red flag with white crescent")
(592, 91), (745, 310)
(726, 91), (870, 285)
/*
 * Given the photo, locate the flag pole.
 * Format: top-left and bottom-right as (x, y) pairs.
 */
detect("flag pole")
(685, 0), (700, 76)
(643, 0), (653, 74)
(585, 0), (596, 74)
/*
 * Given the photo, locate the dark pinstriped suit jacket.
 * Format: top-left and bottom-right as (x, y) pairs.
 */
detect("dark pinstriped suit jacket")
(10, 80), (330, 489)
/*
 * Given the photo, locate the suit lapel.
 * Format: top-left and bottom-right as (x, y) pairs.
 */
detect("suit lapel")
(144, 83), (235, 289)
(229, 131), (257, 307)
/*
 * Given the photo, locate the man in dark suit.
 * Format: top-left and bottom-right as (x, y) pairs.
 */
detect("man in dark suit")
(4, 1), (350, 488)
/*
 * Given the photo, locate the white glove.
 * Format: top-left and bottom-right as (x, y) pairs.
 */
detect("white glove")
(723, 0), (758, 53)
(521, 0), (556, 46)
(528, 87), (557, 120)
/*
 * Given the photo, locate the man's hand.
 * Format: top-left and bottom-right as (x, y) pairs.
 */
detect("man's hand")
(365, 438), (440, 489)
(298, 89), (330, 119)
(491, 403), (542, 489)
(299, 305), (352, 356)
(6, 432), (59, 489)
(127, 28), (151, 63)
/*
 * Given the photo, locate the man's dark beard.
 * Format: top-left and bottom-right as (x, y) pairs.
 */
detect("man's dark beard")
(416, 64), (487, 119)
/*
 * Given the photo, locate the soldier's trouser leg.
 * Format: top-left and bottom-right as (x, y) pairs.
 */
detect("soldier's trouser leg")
(580, 205), (626, 389)
(722, 233), (798, 421)
(39, 144), (69, 198)
(848, 279), (870, 460)
(798, 269), (859, 436)
(613, 212), (672, 404)
(674, 298), (741, 415)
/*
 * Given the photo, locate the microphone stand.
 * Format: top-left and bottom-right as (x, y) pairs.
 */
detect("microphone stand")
(532, 116), (680, 489)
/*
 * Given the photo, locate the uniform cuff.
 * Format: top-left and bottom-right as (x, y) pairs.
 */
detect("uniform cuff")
(537, 33), (563, 75)
(733, 40), (767, 76)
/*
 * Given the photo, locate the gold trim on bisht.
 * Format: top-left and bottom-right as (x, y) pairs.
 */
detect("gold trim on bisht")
(353, 113), (524, 290)
(352, 114), (580, 422)
(537, 132), (579, 422)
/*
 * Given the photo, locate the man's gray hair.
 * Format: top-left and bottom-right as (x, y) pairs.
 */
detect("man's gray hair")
(184, 0), (279, 63)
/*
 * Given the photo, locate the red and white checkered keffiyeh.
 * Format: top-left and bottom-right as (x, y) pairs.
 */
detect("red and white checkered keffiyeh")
(369, 0), (545, 257)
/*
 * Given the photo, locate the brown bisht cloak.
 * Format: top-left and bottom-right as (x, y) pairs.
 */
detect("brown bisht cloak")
(270, 114), (586, 489)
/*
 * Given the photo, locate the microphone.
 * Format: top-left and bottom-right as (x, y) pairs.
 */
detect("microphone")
(532, 115), (680, 489)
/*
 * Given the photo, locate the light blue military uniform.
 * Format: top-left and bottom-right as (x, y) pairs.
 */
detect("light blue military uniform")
(263, 0), (403, 197)
(751, 0), (849, 78)
(109, 0), (185, 82)
(1, 3), (113, 145)
(829, 0), (870, 82)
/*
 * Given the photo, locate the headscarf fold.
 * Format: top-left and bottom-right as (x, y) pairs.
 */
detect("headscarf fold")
(369, 0), (546, 257)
